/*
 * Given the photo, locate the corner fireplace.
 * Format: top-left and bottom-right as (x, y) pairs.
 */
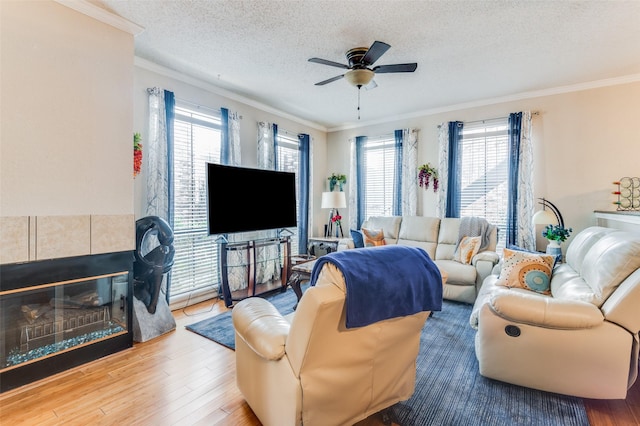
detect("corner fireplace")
(0, 251), (133, 393)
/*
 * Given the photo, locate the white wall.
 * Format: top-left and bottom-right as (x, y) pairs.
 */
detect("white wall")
(132, 64), (329, 236)
(327, 81), (640, 245)
(0, 0), (135, 216)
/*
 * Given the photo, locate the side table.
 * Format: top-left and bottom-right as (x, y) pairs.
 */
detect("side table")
(288, 257), (318, 309)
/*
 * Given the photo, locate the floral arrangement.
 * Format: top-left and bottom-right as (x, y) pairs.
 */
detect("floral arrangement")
(542, 225), (573, 242)
(418, 163), (439, 192)
(331, 214), (342, 227)
(328, 173), (347, 191)
(133, 132), (142, 177)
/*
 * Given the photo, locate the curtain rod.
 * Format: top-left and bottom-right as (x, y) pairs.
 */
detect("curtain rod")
(437, 111), (540, 128)
(146, 88), (243, 119)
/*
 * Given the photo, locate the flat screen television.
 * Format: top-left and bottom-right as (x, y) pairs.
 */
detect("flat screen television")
(206, 163), (297, 235)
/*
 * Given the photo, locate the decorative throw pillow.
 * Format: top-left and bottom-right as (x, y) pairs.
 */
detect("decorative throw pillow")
(361, 228), (386, 247)
(507, 244), (560, 268)
(496, 248), (555, 295)
(454, 236), (482, 265)
(350, 229), (365, 248)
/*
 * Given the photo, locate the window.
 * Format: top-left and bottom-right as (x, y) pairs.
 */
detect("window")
(459, 118), (509, 251)
(359, 135), (399, 220)
(276, 131), (301, 254)
(170, 104), (221, 306)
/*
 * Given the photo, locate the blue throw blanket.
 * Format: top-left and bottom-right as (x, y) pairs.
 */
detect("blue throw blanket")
(309, 245), (443, 328)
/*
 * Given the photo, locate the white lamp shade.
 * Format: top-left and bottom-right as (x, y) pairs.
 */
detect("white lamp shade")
(532, 209), (558, 225)
(321, 191), (346, 209)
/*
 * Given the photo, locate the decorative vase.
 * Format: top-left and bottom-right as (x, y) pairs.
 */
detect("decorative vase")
(329, 179), (336, 192)
(546, 239), (562, 262)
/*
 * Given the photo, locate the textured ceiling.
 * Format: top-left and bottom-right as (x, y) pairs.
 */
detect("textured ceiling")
(98, 0), (640, 130)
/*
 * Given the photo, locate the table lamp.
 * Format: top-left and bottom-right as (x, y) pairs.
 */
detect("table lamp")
(321, 191), (346, 238)
(532, 197), (564, 228)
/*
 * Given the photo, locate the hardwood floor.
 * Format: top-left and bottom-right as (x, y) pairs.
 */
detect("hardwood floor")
(1, 298), (639, 425)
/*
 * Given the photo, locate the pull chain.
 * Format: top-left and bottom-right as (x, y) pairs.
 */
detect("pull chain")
(357, 86), (362, 120)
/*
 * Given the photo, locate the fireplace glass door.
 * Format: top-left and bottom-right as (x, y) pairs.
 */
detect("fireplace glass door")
(1, 272), (129, 371)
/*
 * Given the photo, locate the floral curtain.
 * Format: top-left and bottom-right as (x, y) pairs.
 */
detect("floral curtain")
(221, 108), (245, 292)
(436, 123), (449, 218)
(145, 87), (171, 220)
(145, 87), (174, 300)
(255, 121), (280, 284)
(221, 108), (241, 166)
(401, 128), (419, 216)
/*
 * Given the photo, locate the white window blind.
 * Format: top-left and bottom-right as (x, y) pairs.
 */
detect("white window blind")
(459, 118), (509, 251)
(170, 104), (221, 306)
(362, 135), (397, 218)
(276, 131), (300, 255)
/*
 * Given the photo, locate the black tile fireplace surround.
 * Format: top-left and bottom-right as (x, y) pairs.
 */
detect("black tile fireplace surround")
(0, 251), (134, 393)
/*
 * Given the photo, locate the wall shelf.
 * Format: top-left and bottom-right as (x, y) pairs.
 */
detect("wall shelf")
(594, 210), (640, 232)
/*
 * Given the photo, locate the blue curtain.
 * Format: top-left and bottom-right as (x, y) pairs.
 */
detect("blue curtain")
(506, 112), (523, 246)
(163, 89), (175, 302)
(164, 90), (175, 227)
(272, 124), (279, 170)
(393, 130), (403, 216)
(298, 134), (310, 253)
(355, 136), (367, 227)
(446, 121), (463, 217)
(220, 107), (230, 165)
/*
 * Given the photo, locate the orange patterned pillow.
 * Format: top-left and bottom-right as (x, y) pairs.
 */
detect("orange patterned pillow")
(361, 228), (386, 247)
(496, 248), (555, 295)
(454, 236), (482, 264)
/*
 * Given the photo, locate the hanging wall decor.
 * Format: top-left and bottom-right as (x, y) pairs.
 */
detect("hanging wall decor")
(612, 177), (640, 211)
(418, 163), (439, 192)
(328, 173), (347, 191)
(133, 132), (142, 177)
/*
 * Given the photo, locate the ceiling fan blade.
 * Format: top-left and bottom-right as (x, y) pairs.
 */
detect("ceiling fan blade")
(314, 74), (345, 86)
(308, 57), (349, 69)
(364, 80), (378, 91)
(373, 63), (418, 73)
(362, 41), (391, 66)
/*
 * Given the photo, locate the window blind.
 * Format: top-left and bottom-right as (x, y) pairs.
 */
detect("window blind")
(361, 136), (397, 218)
(276, 131), (300, 254)
(170, 104), (221, 305)
(459, 118), (509, 250)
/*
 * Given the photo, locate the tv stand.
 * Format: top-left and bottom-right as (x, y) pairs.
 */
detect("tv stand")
(219, 236), (291, 308)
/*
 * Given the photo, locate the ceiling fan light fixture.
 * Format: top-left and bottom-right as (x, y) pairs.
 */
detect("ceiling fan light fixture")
(344, 69), (375, 87)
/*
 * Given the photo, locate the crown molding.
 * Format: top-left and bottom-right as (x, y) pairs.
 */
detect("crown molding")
(328, 73), (640, 132)
(134, 57), (328, 132)
(54, 0), (144, 35)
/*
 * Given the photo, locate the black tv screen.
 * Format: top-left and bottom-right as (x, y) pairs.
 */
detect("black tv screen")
(206, 163), (297, 235)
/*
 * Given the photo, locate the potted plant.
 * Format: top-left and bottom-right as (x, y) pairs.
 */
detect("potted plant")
(542, 225), (573, 247)
(418, 163), (439, 192)
(328, 173), (347, 191)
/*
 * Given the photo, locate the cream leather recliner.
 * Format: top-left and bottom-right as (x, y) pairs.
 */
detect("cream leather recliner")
(232, 262), (434, 426)
(470, 226), (640, 399)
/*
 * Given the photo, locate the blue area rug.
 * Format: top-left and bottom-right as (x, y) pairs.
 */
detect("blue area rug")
(186, 288), (588, 426)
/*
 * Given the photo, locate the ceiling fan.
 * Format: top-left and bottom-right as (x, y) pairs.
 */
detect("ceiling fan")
(309, 40), (418, 90)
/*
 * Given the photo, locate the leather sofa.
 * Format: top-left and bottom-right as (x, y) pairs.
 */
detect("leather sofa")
(232, 261), (434, 426)
(470, 226), (640, 399)
(340, 215), (499, 304)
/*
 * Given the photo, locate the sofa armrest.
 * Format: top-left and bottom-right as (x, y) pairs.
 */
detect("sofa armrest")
(489, 291), (604, 329)
(472, 251), (500, 290)
(231, 297), (290, 361)
(337, 238), (354, 251)
(472, 251), (500, 265)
